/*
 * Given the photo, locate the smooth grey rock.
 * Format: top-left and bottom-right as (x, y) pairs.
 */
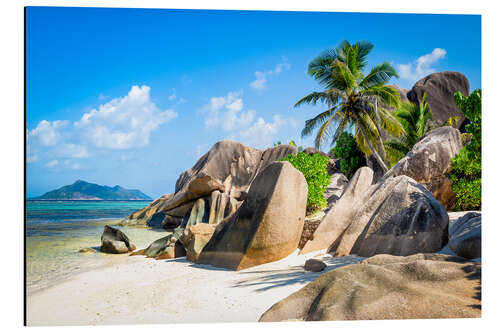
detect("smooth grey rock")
(260, 253), (480, 322)
(197, 161), (308, 270)
(300, 167), (374, 254)
(100, 225), (135, 254)
(123, 141), (297, 227)
(383, 126), (463, 210)
(408, 71), (470, 128)
(449, 212), (481, 259)
(304, 259), (326, 272)
(330, 175), (449, 257)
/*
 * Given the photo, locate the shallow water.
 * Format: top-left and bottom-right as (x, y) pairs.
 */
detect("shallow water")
(26, 200), (166, 293)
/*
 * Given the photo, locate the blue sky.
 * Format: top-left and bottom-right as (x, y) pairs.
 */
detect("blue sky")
(26, 7), (481, 198)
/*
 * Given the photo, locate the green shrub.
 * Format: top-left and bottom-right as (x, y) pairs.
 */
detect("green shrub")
(330, 131), (365, 179)
(450, 89), (481, 211)
(281, 152), (330, 213)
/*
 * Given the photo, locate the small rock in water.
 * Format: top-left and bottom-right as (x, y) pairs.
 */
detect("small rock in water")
(304, 258), (326, 272)
(79, 247), (97, 254)
(100, 225), (135, 254)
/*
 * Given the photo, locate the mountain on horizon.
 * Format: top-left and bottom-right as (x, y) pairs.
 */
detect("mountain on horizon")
(30, 180), (152, 200)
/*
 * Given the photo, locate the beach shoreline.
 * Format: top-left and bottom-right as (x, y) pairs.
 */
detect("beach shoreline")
(26, 248), (363, 326)
(26, 211), (480, 326)
(25, 215), (164, 295)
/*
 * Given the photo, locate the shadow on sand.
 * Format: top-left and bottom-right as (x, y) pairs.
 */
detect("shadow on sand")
(230, 255), (364, 292)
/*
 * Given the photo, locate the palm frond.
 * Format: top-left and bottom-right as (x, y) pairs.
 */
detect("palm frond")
(314, 112), (340, 148)
(378, 106), (405, 138)
(307, 55), (334, 88)
(329, 115), (351, 146)
(352, 40), (374, 71)
(361, 85), (401, 108)
(329, 60), (356, 91)
(360, 62), (399, 88)
(301, 107), (340, 138)
(354, 112), (382, 156)
(294, 91), (336, 108)
(384, 140), (409, 166)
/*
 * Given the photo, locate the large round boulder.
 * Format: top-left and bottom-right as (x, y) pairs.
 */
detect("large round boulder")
(197, 161), (308, 270)
(330, 175), (449, 257)
(301, 167), (449, 257)
(121, 141), (297, 228)
(407, 71), (470, 128)
(260, 253), (481, 321)
(382, 126), (463, 209)
(449, 212), (481, 259)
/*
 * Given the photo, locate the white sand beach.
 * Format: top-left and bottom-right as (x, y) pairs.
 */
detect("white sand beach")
(26, 211), (480, 326)
(26, 249), (364, 326)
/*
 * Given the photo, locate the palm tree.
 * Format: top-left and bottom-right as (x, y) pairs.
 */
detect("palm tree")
(384, 93), (433, 165)
(295, 40), (403, 173)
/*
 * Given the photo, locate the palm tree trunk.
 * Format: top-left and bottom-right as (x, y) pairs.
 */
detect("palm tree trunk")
(373, 98), (388, 161)
(354, 114), (389, 174)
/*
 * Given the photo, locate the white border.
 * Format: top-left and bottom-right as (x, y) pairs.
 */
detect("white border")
(1, 1), (498, 332)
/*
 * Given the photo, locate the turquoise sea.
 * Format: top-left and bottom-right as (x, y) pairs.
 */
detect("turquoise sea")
(26, 200), (165, 294)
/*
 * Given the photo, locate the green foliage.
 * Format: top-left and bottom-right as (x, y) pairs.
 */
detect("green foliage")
(330, 132), (365, 178)
(442, 116), (461, 127)
(294, 40), (404, 173)
(384, 93), (433, 166)
(450, 89), (482, 211)
(281, 152), (331, 213)
(450, 178), (481, 211)
(454, 90), (482, 157)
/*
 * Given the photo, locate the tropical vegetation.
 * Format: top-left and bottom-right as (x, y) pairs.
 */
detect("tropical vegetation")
(281, 152), (330, 213)
(330, 131), (366, 179)
(450, 89), (482, 210)
(384, 93), (433, 166)
(294, 40), (404, 173)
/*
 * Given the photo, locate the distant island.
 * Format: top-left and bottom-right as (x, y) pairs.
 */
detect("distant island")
(30, 180), (152, 200)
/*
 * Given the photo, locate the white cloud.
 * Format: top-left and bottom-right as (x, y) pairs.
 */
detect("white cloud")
(250, 71), (267, 91)
(250, 57), (291, 91)
(27, 85), (177, 169)
(45, 160), (58, 169)
(26, 134), (38, 163)
(63, 159), (83, 170)
(27, 122), (89, 164)
(200, 91), (295, 149)
(397, 48), (447, 83)
(229, 115), (293, 148)
(28, 120), (68, 147)
(75, 85), (177, 149)
(201, 91), (255, 131)
(58, 143), (90, 158)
